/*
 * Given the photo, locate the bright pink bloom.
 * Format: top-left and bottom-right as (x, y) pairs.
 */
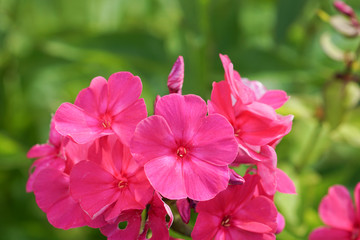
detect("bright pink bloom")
(32, 139), (106, 229)
(131, 94), (238, 201)
(168, 56), (184, 94)
(208, 54), (293, 162)
(70, 136), (154, 221)
(192, 174), (277, 240)
(27, 118), (65, 192)
(54, 72), (147, 145)
(310, 183), (360, 240)
(33, 168), (105, 229)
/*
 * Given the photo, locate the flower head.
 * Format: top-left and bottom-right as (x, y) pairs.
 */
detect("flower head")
(54, 72), (147, 145)
(131, 94), (238, 201)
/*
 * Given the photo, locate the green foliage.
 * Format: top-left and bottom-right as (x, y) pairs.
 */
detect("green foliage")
(0, 0), (359, 239)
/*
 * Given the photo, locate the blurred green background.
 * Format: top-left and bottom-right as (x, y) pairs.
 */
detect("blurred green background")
(1, 0), (360, 239)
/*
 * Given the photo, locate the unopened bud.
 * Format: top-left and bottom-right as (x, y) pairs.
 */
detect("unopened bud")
(176, 198), (190, 224)
(229, 169), (245, 185)
(168, 56), (184, 94)
(334, 1), (355, 17)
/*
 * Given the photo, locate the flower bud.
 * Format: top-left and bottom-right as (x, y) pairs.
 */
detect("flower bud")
(168, 56), (184, 94)
(334, 1), (355, 17)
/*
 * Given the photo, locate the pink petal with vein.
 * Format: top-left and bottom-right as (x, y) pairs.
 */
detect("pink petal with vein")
(112, 98), (147, 145)
(155, 94), (207, 143)
(131, 115), (177, 166)
(191, 114), (238, 166)
(70, 161), (120, 219)
(54, 103), (109, 144)
(144, 156), (186, 199)
(33, 168), (91, 229)
(107, 72), (143, 116)
(75, 76), (108, 116)
(183, 157), (229, 201)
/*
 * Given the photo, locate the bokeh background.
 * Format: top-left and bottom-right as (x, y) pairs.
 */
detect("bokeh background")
(1, 0), (360, 239)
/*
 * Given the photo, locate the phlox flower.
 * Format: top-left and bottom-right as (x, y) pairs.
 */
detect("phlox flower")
(208, 54), (293, 162)
(54, 72), (147, 145)
(192, 174), (277, 240)
(310, 183), (360, 240)
(131, 94), (238, 201)
(70, 135), (154, 222)
(32, 138), (106, 229)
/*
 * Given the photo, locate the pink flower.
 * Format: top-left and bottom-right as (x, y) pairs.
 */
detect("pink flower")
(54, 72), (147, 145)
(168, 56), (184, 94)
(131, 94), (238, 201)
(26, 118), (65, 192)
(70, 136), (154, 221)
(208, 54), (293, 162)
(192, 174), (277, 240)
(310, 183), (360, 240)
(32, 139), (106, 229)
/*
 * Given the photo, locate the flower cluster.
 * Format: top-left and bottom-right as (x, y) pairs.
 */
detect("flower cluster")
(27, 54), (295, 240)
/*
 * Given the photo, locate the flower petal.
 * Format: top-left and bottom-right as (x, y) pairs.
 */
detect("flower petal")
(355, 183), (360, 222)
(70, 161), (120, 219)
(182, 157), (229, 201)
(276, 168), (296, 194)
(154, 94), (207, 143)
(258, 90), (289, 109)
(233, 196), (277, 233)
(54, 102), (110, 144)
(144, 156), (187, 200)
(208, 80), (236, 125)
(107, 72), (143, 116)
(192, 212), (221, 240)
(27, 144), (57, 159)
(74, 76), (108, 116)
(319, 185), (356, 231)
(190, 114), (238, 166)
(131, 115), (177, 166)
(219, 54), (255, 105)
(33, 168), (90, 229)
(309, 227), (351, 240)
(112, 98), (147, 145)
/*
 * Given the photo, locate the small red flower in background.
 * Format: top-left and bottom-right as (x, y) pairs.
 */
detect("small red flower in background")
(310, 183), (360, 240)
